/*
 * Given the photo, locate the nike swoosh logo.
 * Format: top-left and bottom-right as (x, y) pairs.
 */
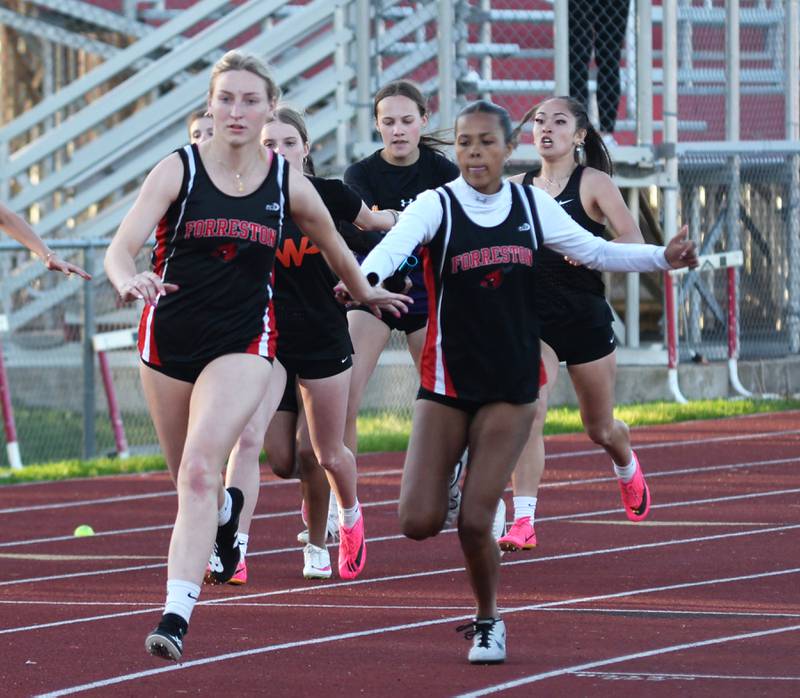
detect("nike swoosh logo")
(558, 198), (574, 206)
(347, 540), (365, 571)
(188, 592), (198, 600)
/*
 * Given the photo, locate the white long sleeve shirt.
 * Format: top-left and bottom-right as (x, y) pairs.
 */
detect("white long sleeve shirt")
(362, 176), (671, 283)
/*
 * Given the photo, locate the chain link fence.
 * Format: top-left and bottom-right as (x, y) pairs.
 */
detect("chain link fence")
(0, 1), (797, 465)
(675, 150), (800, 363)
(0, 244), (157, 466)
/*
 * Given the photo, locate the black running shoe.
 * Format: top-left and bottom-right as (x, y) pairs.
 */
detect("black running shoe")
(204, 487), (244, 585)
(145, 613), (188, 662)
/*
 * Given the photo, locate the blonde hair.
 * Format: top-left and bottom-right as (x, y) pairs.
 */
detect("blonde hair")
(208, 50), (280, 103)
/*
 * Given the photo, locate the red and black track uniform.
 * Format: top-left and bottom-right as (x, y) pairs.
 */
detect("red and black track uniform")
(361, 177), (671, 411)
(138, 144), (287, 383)
(418, 184), (544, 405)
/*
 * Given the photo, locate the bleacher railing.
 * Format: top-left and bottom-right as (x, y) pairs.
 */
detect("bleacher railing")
(0, 1), (798, 466)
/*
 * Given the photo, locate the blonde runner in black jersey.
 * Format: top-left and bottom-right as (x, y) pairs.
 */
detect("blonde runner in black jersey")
(138, 144), (288, 381)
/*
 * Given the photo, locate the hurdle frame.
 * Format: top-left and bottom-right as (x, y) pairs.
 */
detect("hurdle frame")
(91, 327), (137, 460)
(0, 314), (23, 469)
(665, 250), (758, 403)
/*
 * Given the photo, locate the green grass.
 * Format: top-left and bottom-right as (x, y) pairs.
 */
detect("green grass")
(0, 454), (167, 485)
(543, 397), (800, 435)
(1, 398), (798, 484)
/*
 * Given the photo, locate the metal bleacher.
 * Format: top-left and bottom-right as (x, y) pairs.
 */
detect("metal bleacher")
(0, 0), (798, 352)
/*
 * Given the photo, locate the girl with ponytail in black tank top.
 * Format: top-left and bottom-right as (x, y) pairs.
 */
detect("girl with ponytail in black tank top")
(498, 96), (688, 553)
(221, 107), (400, 585)
(342, 100), (696, 664)
(105, 51), (409, 663)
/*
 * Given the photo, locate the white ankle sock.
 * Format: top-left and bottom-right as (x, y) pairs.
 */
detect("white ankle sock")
(327, 489), (339, 520)
(513, 496), (537, 522)
(340, 501), (361, 528)
(614, 457), (637, 483)
(217, 489), (232, 526)
(237, 532), (249, 560)
(164, 579), (201, 624)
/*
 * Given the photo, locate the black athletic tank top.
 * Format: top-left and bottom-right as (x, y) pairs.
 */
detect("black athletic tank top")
(524, 166), (612, 328)
(138, 144), (287, 367)
(273, 176), (358, 361)
(419, 183), (544, 404)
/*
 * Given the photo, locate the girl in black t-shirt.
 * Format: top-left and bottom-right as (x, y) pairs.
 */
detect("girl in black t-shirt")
(222, 107), (399, 584)
(498, 96), (674, 553)
(340, 80), (460, 499)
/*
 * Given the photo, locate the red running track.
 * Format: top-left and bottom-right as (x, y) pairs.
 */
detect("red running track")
(1, 411), (799, 697)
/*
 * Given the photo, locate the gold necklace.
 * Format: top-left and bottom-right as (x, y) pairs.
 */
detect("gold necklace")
(215, 150), (263, 193)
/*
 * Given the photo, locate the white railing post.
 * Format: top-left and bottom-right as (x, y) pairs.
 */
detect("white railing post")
(334, 1), (348, 169)
(553, 0), (569, 95)
(636, 0), (653, 148)
(787, 0), (800, 353)
(355, 0), (372, 150)
(438, 0), (456, 129)
(662, 0), (681, 401)
(726, 0), (748, 395)
(625, 188), (640, 348)
(480, 0), (493, 101)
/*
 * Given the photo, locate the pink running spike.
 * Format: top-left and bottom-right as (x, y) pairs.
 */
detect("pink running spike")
(498, 516), (537, 552)
(338, 508), (366, 580)
(618, 451), (651, 522)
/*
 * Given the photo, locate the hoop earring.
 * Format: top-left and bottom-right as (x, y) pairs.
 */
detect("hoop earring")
(574, 142), (586, 166)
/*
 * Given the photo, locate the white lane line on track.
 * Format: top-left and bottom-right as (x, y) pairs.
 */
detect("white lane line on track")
(2, 454), (798, 549)
(5, 599), (799, 620)
(4, 411), (793, 494)
(540, 485), (800, 524)
(0, 468), (403, 516)
(455, 624), (800, 697)
(4, 523), (800, 634)
(0, 553), (163, 561)
(541, 607), (800, 620)
(573, 670), (800, 682)
(4, 425), (799, 515)
(2, 488), (800, 587)
(3, 597), (800, 620)
(0, 600), (163, 607)
(568, 520), (774, 527)
(31, 567), (800, 697)
(0, 491), (176, 515)
(543, 426), (800, 462)
(0, 496), (401, 547)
